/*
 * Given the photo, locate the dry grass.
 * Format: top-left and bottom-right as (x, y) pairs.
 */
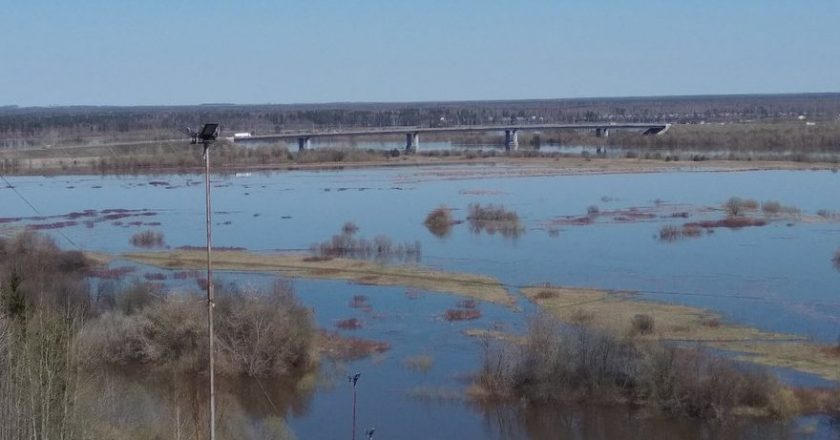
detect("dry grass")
(521, 286), (795, 342)
(124, 250), (514, 305)
(714, 341), (840, 382)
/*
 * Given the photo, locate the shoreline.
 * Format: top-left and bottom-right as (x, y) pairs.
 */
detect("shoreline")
(1, 154), (836, 178)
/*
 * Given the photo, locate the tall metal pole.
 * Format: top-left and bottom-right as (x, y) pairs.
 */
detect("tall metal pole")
(352, 386), (357, 440)
(348, 373), (360, 440)
(204, 142), (216, 440)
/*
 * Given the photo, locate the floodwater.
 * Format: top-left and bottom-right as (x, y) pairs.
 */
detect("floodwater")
(3, 164), (840, 438)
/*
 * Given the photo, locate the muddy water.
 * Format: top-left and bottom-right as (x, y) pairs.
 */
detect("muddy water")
(3, 165), (840, 438)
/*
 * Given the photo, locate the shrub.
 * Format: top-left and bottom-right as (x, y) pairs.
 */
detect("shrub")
(659, 225), (680, 242)
(467, 204), (524, 239)
(761, 201), (782, 215)
(723, 197), (758, 217)
(631, 314), (655, 335)
(312, 224), (422, 263)
(83, 280), (315, 378)
(474, 315), (784, 420)
(833, 249), (840, 271)
(424, 206), (457, 237)
(129, 230), (165, 248)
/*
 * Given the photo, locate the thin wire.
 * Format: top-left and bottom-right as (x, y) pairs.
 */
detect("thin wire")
(0, 172), (80, 249)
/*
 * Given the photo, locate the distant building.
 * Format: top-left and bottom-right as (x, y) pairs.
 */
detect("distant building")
(233, 132), (252, 138)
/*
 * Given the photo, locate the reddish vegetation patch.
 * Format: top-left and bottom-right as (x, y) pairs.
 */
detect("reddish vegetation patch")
(336, 318), (363, 330)
(64, 210), (98, 219)
(319, 331), (391, 361)
(143, 272), (167, 281)
(148, 181), (170, 186)
(685, 217), (767, 229)
(559, 216), (595, 226)
(27, 221), (78, 230)
(0, 217), (23, 224)
(818, 346), (840, 358)
(172, 270), (201, 279)
(87, 266), (135, 279)
(444, 309), (482, 321)
(102, 213), (134, 221)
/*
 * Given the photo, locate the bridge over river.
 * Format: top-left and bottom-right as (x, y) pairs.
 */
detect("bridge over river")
(232, 122), (671, 152)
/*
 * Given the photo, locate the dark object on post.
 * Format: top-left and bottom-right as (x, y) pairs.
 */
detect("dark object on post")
(188, 123), (220, 144)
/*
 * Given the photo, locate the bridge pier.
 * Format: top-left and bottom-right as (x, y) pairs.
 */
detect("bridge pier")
(504, 129), (519, 151)
(297, 136), (311, 151)
(405, 132), (420, 152)
(595, 128), (610, 138)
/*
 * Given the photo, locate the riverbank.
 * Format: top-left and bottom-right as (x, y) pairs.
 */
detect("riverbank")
(2, 145), (837, 178)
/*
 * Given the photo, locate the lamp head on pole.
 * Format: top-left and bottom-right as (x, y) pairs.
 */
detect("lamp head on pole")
(188, 123), (221, 145)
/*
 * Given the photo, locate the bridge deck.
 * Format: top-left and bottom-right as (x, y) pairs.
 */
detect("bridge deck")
(235, 123), (670, 142)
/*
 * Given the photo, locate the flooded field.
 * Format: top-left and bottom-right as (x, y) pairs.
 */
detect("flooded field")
(3, 164), (840, 438)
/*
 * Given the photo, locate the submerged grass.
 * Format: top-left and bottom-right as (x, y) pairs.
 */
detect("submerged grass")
(124, 250), (514, 305)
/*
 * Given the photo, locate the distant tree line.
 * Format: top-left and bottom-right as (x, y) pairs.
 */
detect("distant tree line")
(2, 93), (839, 148)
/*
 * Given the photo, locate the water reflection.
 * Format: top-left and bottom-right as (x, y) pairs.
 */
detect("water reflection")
(478, 402), (827, 440)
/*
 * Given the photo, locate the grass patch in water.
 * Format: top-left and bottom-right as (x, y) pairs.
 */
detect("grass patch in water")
(123, 249), (514, 305)
(404, 354), (434, 373)
(523, 286), (840, 381)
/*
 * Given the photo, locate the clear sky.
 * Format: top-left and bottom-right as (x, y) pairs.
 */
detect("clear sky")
(2, 0), (838, 106)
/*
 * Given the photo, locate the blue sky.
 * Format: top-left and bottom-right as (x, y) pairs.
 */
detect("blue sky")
(2, 0), (838, 106)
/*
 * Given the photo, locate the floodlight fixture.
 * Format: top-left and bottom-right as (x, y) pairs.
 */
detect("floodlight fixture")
(188, 123), (220, 145)
(199, 123), (220, 142)
(348, 373), (361, 387)
(366, 428), (376, 440)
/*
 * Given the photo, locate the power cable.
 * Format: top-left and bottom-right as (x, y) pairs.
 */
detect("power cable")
(0, 172), (80, 249)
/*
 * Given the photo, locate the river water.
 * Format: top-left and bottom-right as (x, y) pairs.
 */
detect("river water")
(2, 164), (840, 438)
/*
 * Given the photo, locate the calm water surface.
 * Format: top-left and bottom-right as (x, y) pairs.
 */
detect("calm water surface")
(3, 165), (840, 438)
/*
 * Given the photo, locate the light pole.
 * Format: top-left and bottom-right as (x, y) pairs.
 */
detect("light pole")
(190, 123), (220, 440)
(348, 373), (361, 440)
